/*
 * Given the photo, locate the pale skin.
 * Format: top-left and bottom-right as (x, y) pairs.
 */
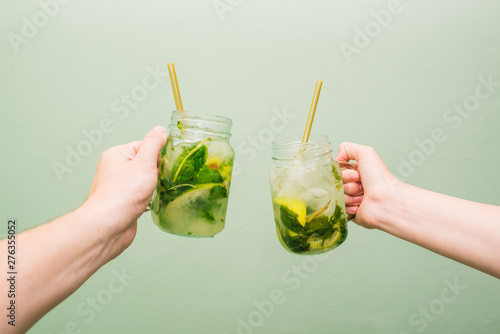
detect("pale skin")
(0, 126), (167, 334)
(336, 142), (500, 279)
(1, 134), (499, 333)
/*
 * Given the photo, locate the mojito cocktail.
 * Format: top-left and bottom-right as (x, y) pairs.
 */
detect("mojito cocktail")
(151, 111), (234, 237)
(270, 136), (348, 254)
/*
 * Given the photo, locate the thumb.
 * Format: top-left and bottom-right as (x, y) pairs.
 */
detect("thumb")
(336, 142), (392, 185)
(136, 126), (167, 167)
(336, 142), (366, 163)
(336, 142), (385, 169)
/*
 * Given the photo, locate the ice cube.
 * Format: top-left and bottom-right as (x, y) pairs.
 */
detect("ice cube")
(307, 188), (329, 198)
(207, 139), (232, 162)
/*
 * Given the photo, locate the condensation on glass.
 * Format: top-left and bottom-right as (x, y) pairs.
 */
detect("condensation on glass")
(270, 136), (348, 254)
(151, 111), (234, 237)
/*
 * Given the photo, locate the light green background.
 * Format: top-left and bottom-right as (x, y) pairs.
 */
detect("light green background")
(1, 0), (500, 333)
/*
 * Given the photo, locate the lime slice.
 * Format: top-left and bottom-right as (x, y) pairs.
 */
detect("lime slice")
(154, 183), (222, 234)
(274, 197), (307, 227)
(323, 230), (342, 249)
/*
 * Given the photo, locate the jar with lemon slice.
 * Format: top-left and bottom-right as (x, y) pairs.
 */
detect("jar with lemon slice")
(270, 136), (348, 254)
(150, 111), (234, 237)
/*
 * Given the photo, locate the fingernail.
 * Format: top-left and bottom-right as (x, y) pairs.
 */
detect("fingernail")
(350, 173), (358, 181)
(153, 126), (167, 134)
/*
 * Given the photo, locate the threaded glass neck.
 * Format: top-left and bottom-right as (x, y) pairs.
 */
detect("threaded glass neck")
(169, 110), (232, 139)
(272, 135), (332, 167)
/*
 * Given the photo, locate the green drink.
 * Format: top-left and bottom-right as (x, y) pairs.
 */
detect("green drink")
(270, 136), (348, 254)
(151, 111), (234, 237)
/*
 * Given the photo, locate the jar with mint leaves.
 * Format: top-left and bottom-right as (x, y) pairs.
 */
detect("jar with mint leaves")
(269, 136), (348, 254)
(150, 111), (234, 237)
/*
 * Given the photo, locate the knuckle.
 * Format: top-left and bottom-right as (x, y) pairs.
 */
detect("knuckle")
(363, 145), (376, 154)
(101, 147), (115, 159)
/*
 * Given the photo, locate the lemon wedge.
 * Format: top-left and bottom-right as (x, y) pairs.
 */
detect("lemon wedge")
(274, 197), (307, 226)
(206, 157), (221, 169)
(219, 165), (232, 182)
(206, 157), (232, 182)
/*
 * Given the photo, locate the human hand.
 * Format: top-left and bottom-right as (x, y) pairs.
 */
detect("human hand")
(84, 126), (167, 258)
(336, 142), (401, 229)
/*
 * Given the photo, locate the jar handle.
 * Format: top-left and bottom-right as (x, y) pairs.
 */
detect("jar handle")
(145, 197), (154, 212)
(336, 161), (357, 222)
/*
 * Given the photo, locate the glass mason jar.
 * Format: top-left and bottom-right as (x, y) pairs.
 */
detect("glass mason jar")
(150, 111), (234, 237)
(269, 135), (348, 255)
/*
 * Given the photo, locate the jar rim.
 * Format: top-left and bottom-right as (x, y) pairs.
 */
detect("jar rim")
(169, 110), (232, 139)
(272, 135), (329, 150)
(172, 110), (233, 126)
(272, 135), (331, 162)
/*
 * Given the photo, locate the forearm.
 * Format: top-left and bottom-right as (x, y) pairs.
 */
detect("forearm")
(376, 181), (500, 278)
(0, 203), (116, 333)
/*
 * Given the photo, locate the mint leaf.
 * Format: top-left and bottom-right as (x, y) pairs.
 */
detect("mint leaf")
(282, 233), (309, 253)
(332, 165), (343, 190)
(202, 211), (215, 221)
(331, 204), (347, 237)
(188, 185), (225, 222)
(196, 166), (223, 184)
(303, 215), (331, 236)
(331, 204), (345, 225)
(332, 165), (342, 182)
(279, 204), (304, 234)
(279, 203), (347, 253)
(208, 184), (227, 200)
(163, 184), (193, 204)
(172, 143), (208, 183)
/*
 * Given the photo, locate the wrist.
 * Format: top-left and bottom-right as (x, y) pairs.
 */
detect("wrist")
(81, 194), (126, 230)
(79, 195), (138, 263)
(371, 178), (414, 233)
(76, 198), (121, 262)
(366, 176), (408, 231)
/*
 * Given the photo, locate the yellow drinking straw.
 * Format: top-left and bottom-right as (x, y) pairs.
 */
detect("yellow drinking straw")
(167, 62), (184, 111)
(302, 80), (323, 144)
